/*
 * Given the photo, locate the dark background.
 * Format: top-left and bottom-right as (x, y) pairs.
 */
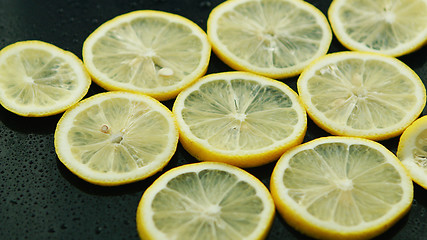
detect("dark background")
(1, 0), (426, 239)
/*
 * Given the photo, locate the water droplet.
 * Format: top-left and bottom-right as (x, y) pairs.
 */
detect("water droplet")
(200, 1), (212, 8)
(91, 18), (99, 24)
(95, 226), (102, 234)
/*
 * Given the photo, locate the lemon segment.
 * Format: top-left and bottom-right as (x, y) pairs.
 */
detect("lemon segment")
(173, 71), (307, 168)
(54, 91), (178, 186)
(397, 115), (427, 189)
(83, 10), (211, 101)
(297, 51), (426, 141)
(328, 0), (427, 57)
(137, 162), (275, 240)
(0, 40), (91, 117)
(270, 136), (413, 240)
(207, 0), (332, 79)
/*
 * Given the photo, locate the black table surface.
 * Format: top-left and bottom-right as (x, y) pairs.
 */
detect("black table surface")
(1, 0), (426, 239)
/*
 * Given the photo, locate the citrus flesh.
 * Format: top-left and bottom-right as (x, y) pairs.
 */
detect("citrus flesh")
(173, 71), (307, 168)
(137, 162), (275, 240)
(328, 0), (427, 57)
(83, 10), (211, 101)
(207, 0), (332, 78)
(54, 91), (178, 186)
(270, 136), (413, 240)
(397, 115), (427, 189)
(297, 51), (426, 141)
(0, 40), (91, 117)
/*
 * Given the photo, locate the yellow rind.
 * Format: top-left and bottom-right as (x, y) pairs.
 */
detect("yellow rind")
(397, 115), (427, 189)
(270, 136), (414, 240)
(54, 91), (179, 186)
(297, 51), (426, 141)
(137, 162), (275, 240)
(173, 71), (307, 168)
(0, 40), (91, 117)
(328, 0), (427, 57)
(82, 10), (211, 101)
(207, 0), (332, 79)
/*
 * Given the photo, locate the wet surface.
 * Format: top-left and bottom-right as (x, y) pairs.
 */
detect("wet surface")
(1, 0), (426, 239)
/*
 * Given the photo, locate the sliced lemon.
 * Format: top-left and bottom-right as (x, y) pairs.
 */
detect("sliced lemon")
(0, 40), (91, 117)
(172, 71), (307, 168)
(137, 162), (275, 240)
(54, 91), (178, 186)
(328, 0), (427, 57)
(297, 51), (426, 141)
(270, 136), (413, 240)
(397, 115), (427, 189)
(207, 0), (332, 79)
(82, 10), (211, 101)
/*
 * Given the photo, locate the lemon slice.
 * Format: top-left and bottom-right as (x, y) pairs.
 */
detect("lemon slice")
(397, 115), (427, 189)
(54, 91), (178, 186)
(172, 71), (307, 168)
(270, 136), (413, 240)
(207, 0), (332, 79)
(0, 40), (91, 117)
(137, 162), (275, 240)
(82, 10), (211, 101)
(297, 51), (426, 141)
(328, 0), (427, 57)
